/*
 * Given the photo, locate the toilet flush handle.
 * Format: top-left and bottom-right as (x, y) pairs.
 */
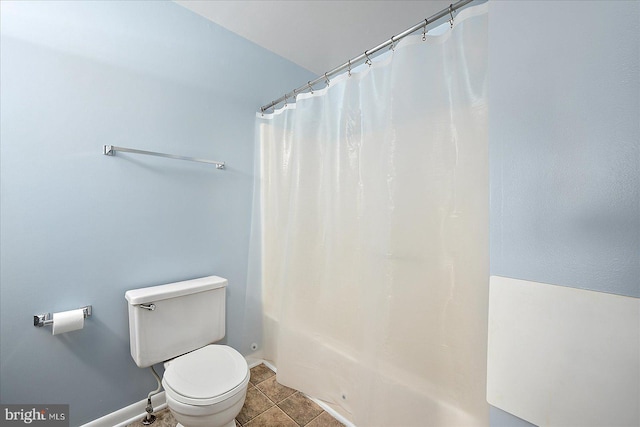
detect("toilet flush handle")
(139, 303), (156, 311)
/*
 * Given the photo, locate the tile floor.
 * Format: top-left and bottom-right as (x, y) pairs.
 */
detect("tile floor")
(129, 364), (344, 427)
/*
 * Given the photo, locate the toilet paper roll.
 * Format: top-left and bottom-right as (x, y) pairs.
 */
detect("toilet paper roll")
(52, 309), (85, 335)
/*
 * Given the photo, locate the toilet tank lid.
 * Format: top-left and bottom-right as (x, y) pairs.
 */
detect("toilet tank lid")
(125, 276), (227, 305)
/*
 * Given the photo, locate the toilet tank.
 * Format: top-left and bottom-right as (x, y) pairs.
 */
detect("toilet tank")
(125, 276), (227, 368)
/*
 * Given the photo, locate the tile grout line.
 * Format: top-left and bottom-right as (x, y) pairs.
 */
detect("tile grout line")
(257, 377), (303, 426)
(255, 367), (303, 426)
(242, 384), (300, 427)
(281, 408), (300, 427)
(304, 410), (325, 427)
(246, 364), (340, 427)
(242, 382), (276, 426)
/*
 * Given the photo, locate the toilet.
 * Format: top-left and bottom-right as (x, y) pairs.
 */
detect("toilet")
(125, 276), (249, 427)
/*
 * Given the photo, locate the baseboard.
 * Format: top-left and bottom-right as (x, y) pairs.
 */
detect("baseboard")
(246, 357), (266, 369)
(261, 359), (277, 373)
(80, 392), (167, 427)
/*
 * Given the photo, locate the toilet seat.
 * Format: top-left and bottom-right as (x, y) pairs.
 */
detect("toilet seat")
(163, 344), (249, 406)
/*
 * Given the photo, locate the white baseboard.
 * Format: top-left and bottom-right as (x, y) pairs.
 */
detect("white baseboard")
(80, 392), (167, 427)
(261, 359), (277, 373)
(246, 357), (265, 369)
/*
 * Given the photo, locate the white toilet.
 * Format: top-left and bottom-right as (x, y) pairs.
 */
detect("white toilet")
(125, 276), (249, 427)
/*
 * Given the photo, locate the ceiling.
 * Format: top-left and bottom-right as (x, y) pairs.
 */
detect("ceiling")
(174, 1), (453, 75)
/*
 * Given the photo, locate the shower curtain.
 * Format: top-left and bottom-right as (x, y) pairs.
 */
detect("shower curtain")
(249, 4), (489, 426)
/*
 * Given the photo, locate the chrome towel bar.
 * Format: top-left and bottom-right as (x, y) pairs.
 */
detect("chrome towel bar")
(103, 145), (225, 169)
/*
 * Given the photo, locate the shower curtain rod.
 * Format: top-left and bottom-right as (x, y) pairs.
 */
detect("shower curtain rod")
(260, 0), (474, 113)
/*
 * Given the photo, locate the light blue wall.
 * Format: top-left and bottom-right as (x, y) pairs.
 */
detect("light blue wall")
(0, 1), (315, 425)
(489, 0), (639, 298)
(488, 0), (639, 425)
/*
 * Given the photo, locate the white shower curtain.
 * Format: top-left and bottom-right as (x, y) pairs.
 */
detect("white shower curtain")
(251, 4), (489, 426)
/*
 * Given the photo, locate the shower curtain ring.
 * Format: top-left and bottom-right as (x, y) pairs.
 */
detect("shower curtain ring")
(348, 60), (351, 77)
(365, 51), (372, 67)
(422, 19), (428, 41)
(324, 72), (330, 86)
(390, 36), (395, 51)
(308, 81), (314, 94)
(449, 4), (454, 28)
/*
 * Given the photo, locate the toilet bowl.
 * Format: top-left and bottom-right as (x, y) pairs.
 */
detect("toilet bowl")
(125, 276), (249, 427)
(162, 345), (250, 427)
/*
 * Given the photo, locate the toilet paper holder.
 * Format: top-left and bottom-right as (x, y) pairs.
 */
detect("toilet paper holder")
(33, 305), (92, 327)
